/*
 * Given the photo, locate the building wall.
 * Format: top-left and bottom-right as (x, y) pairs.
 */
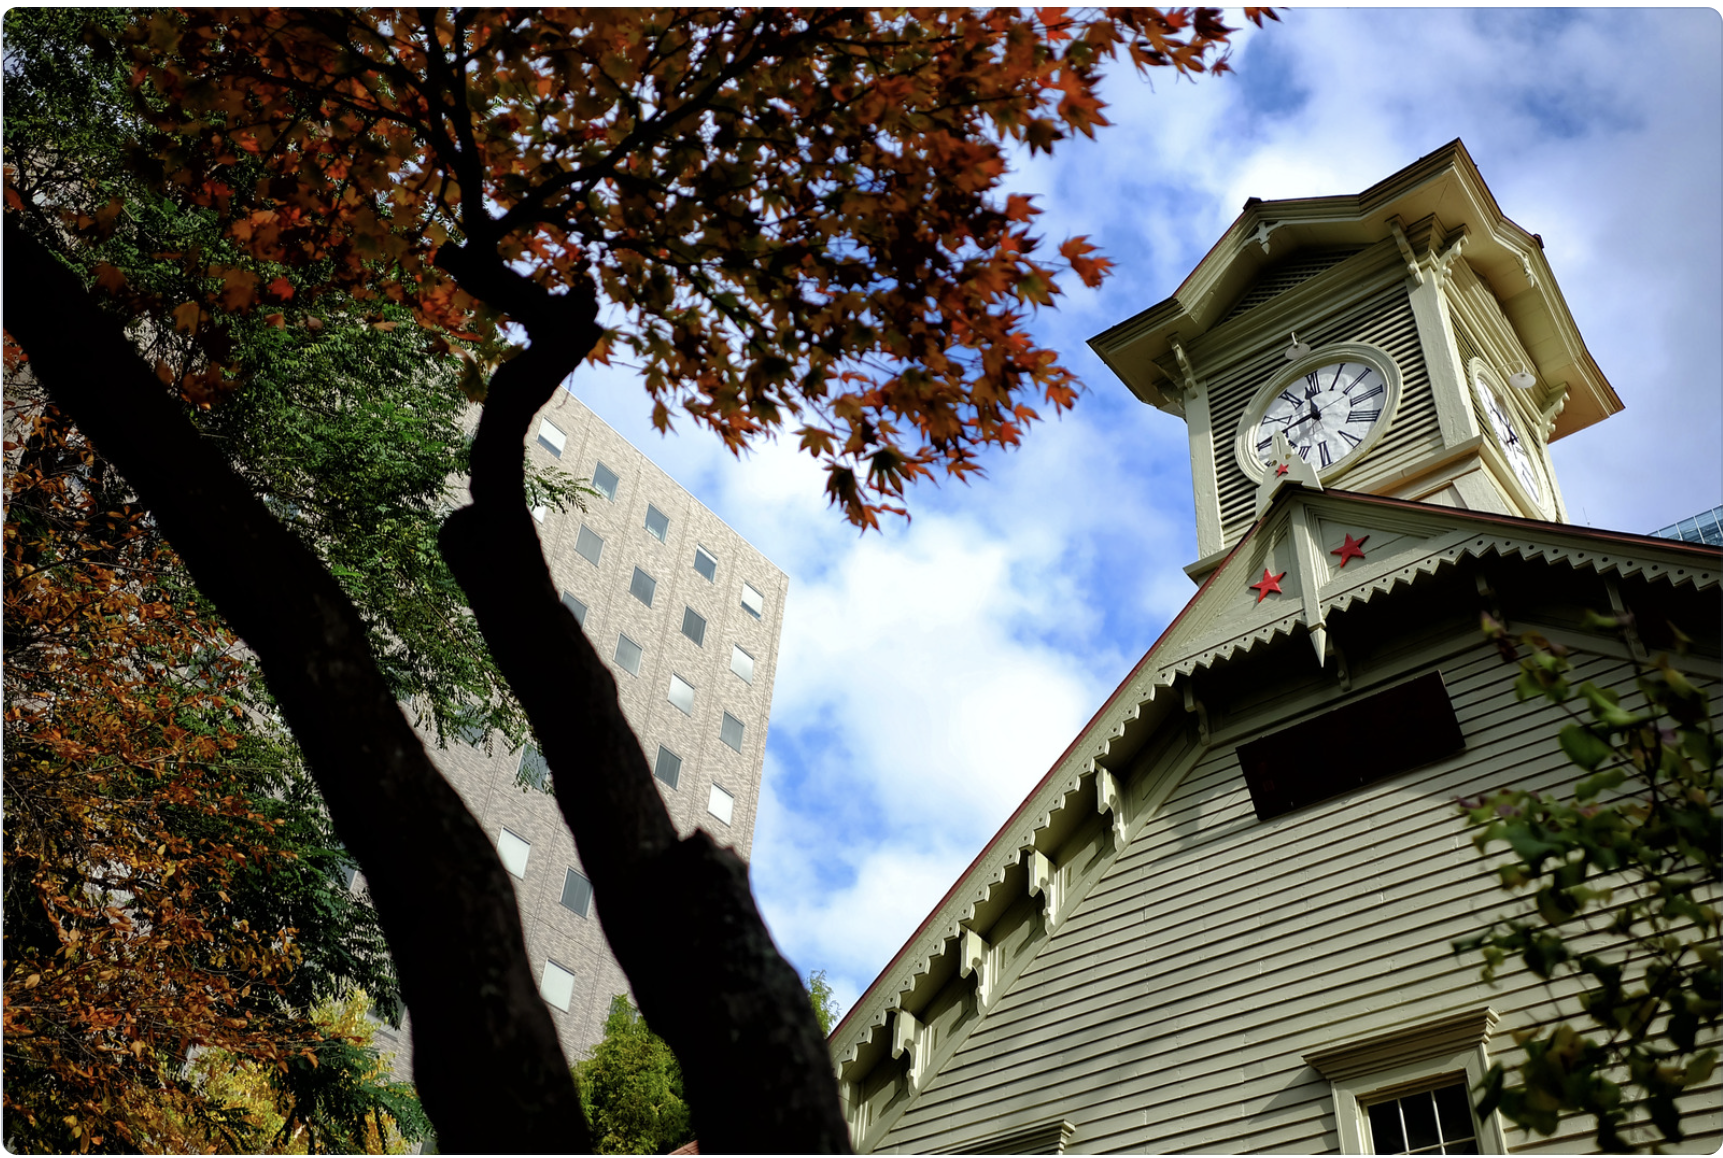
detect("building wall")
(378, 393), (787, 1072)
(859, 565), (1720, 1154)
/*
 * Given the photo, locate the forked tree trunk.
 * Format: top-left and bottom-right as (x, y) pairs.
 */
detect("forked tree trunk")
(6, 219), (849, 1153)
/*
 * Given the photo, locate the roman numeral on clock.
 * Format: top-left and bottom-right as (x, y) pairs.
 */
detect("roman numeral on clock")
(1337, 429), (1362, 448)
(1347, 407), (1382, 425)
(1318, 441), (1332, 467)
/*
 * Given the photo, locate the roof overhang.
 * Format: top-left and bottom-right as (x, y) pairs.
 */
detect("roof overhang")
(1088, 139), (1621, 442)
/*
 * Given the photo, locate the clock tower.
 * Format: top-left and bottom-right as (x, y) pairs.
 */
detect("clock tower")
(1090, 140), (1622, 582)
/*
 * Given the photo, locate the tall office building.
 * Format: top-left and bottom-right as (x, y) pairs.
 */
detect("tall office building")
(1651, 504), (1723, 547)
(373, 392), (787, 1073)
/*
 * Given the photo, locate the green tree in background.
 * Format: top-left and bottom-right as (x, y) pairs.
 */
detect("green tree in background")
(576, 997), (694, 1156)
(1457, 614), (1721, 1151)
(808, 970), (844, 1037)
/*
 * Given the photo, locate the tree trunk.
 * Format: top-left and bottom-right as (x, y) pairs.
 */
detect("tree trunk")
(434, 246), (850, 1153)
(4, 219), (589, 1154)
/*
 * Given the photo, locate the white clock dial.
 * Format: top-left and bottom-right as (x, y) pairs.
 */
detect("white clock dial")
(1252, 361), (1387, 473)
(1476, 376), (1541, 500)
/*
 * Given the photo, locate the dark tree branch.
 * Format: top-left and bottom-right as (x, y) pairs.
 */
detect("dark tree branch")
(432, 242), (850, 1153)
(3, 217), (588, 1155)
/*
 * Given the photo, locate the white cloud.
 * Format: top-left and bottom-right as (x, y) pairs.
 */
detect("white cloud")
(563, 8), (1722, 1009)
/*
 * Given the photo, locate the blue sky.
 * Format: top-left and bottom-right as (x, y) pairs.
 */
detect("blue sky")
(564, 9), (1723, 1017)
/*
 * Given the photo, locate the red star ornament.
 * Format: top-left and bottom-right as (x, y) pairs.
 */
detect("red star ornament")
(1250, 567), (1287, 603)
(1274, 462), (1290, 476)
(1330, 533), (1369, 568)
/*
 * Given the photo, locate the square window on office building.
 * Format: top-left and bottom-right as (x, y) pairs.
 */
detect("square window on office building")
(537, 419), (566, 457)
(591, 462), (619, 501)
(560, 869), (592, 918)
(667, 674), (695, 715)
(693, 545), (717, 582)
(614, 634), (643, 676)
(740, 581), (764, 619)
(540, 960), (576, 1012)
(707, 784), (734, 825)
(730, 645), (754, 684)
(518, 745), (549, 790)
(681, 607), (707, 647)
(720, 712), (745, 752)
(531, 504), (547, 523)
(653, 745), (682, 789)
(561, 591), (588, 626)
(575, 525), (604, 566)
(645, 504), (670, 542)
(630, 567), (656, 607)
(497, 828), (530, 879)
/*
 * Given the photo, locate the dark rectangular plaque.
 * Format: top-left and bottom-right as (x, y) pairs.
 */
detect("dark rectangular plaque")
(1237, 670), (1465, 821)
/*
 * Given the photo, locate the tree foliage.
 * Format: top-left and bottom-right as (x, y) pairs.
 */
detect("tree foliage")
(576, 996), (694, 1156)
(808, 970), (843, 1037)
(1, 387), (407, 1153)
(1457, 614), (1721, 1151)
(5, 8), (1270, 1150)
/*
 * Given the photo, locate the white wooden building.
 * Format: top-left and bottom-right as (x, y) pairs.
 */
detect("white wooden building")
(826, 142), (1721, 1155)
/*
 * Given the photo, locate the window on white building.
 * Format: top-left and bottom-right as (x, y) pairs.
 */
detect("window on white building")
(497, 828), (531, 879)
(560, 869), (592, 918)
(591, 462), (619, 501)
(693, 546), (717, 582)
(667, 674), (694, 715)
(540, 960), (576, 1012)
(537, 419), (566, 457)
(645, 504), (670, 542)
(518, 745), (549, 790)
(707, 784), (734, 825)
(653, 745), (682, 789)
(614, 634), (643, 676)
(681, 607), (707, 646)
(575, 525), (604, 566)
(740, 581), (764, 619)
(730, 644), (754, 684)
(720, 712), (745, 752)
(630, 567), (656, 607)
(561, 591), (588, 626)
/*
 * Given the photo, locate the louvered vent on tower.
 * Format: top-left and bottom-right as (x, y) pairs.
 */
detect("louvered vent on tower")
(1219, 248), (1364, 324)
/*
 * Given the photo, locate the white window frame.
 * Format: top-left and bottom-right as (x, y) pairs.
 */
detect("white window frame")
(740, 580), (764, 618)
(539, 959), (576, 1012)
(707, 783), (734, 825)
(591, 461), (619, 501)
(497, 828), (531, 879)
(693, 545), (717, 582)
(1304, 1009), (1507, 1155)
(644, 503), (670, 542)
(613, 633), (643, 677)
(730, 644), (754, 684)
(537, 418), (567, 456)
(667, 674), (695, 715)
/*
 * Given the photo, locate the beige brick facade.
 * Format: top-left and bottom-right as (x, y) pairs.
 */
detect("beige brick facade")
(376, 393), (786, 1075)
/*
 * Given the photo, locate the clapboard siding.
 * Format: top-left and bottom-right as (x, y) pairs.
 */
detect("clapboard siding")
(875, 631), (1720, 1154)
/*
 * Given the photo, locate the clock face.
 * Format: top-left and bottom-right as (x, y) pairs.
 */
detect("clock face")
(1252, 361), (1387, 473)
(1474, 375), (1541, 500)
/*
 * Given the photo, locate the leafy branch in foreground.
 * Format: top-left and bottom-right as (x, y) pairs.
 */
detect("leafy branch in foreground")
(1456, 612), (1721, 1151)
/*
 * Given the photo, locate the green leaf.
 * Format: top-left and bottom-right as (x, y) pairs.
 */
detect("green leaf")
(1560, 724), (1613, 772)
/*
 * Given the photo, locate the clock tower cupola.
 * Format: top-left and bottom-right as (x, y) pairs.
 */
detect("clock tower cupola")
(1090, 140), (1622, 582)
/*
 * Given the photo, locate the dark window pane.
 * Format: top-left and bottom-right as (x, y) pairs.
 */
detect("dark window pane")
(681, 607), (706, 647)
(561, 591), (588, 626)
(1367, 1101), (1406, 1155)
(720, 712), (744, 752)
(560, 869), (592, 917)
(693, 546), (717, 581)
(614, 634), (643, 676)
(630, 567), (656, 607)
(653, 745), (682, 789)
(518, 745), (550, 790)
(1445, 1139), (1479, 1155)
(1433, 1084), (1474, 1147)
(1401, 1092), (1439, 1153)
(591, 462), (619, 501)
(575, 525), (604, 565)
(645, 504), (669, 542)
